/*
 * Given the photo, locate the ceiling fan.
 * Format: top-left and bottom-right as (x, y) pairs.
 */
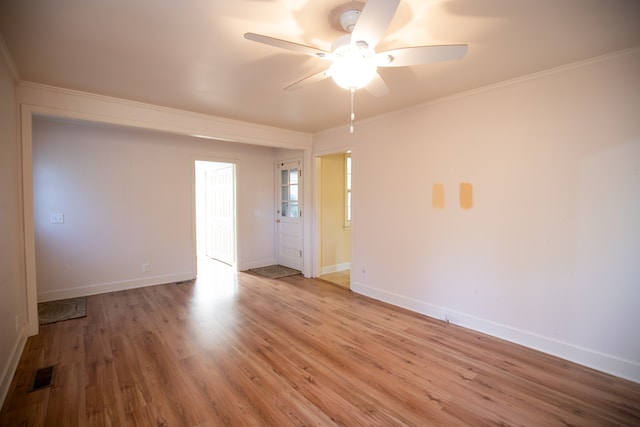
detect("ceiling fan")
(244, 0), (468, 131)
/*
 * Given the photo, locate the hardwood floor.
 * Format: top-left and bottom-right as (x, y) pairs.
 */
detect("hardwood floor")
(2, 260), (639, 426)
(317, 269), (350, 289)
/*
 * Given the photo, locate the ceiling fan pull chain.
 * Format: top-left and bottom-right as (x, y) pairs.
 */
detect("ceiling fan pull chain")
(350, 88), (355, 134)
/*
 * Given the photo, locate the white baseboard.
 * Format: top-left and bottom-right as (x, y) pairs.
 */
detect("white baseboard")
(320, 262), (351, 276)
(351, 281), (640, 384)
(0, 324), (28, 408)
(37, 272), (195, 302)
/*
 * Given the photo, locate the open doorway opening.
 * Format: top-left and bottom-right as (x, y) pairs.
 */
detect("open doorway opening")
(195, 160), (237, 275)
(314, 151), (351, 289)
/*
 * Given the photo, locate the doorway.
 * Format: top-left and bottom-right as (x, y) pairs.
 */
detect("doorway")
(195, 161), (237, 268)
(315, 152), (351, 289)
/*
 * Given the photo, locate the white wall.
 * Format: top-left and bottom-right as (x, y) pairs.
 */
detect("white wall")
(0, 46), (28, 405)
(313, 48), (640, 382)
(33, 117), (279, 301)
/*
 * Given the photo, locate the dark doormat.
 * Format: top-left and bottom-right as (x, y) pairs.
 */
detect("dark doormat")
(38, 296), (87, 325)
(248, 265), (301, 279)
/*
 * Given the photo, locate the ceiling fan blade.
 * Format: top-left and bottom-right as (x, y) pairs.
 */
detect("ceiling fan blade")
(244, 33), (330, 59)
(364, 73), (389, 97)
(351, 0), (400, 49)
(376, 44), (468, 67)
(284, 69), (332, 91)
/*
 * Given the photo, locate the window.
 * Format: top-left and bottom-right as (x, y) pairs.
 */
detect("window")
(345, 152), (351, 227)
(281, 167), (299, 217)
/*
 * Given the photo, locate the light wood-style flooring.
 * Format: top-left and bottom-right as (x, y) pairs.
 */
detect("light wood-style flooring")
(317, 269), (350, 289)
(1, 260), (639, 426)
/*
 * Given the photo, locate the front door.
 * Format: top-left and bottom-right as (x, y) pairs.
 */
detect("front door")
(276, 160), (303, 270)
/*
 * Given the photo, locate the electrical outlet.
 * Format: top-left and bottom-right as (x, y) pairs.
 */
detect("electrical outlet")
(50, 213), (64, 224)
(142, 263), (150, 273)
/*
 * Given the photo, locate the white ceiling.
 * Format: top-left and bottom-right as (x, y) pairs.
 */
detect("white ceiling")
(1, 0), (639, 133)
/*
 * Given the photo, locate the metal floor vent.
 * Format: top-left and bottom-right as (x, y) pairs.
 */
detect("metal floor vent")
(29, 365), (55, 392)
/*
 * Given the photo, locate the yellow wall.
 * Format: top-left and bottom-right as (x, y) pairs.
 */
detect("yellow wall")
(320, 153), (350, 271)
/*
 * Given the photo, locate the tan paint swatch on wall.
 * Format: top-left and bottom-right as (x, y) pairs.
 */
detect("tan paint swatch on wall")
(432, 183), (445, 209)
(459, 182), (473, 209)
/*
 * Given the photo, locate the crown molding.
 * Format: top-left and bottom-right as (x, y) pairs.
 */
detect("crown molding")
(315, 45), (640, 137)
(418, 45), (640, 109)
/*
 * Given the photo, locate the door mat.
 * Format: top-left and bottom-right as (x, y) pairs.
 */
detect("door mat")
(248, 265), (301, 279)
(38, 297), (87, 325)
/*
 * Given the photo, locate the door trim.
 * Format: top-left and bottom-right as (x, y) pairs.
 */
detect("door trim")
(312, 148), (353, 280)
(195, 160), (237, 267)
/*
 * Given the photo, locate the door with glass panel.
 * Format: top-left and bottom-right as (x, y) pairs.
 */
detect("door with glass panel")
(276, 160), (303, 270)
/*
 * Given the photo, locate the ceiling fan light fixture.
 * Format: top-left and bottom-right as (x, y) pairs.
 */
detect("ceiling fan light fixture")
(244, 0), (468, 132)
(329, 44), (377, 90)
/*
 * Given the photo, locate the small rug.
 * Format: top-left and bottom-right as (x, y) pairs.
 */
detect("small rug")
(249, 265), (301, 279)
(38, 297), (87, 325)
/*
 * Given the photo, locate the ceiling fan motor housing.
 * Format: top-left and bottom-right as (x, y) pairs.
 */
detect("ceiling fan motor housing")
(340, 9), (361, 33)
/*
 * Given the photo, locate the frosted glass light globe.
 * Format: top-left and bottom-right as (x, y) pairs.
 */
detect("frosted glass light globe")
(329, 44), (377, 90)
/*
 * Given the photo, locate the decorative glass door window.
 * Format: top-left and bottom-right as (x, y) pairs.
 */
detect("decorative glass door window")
(281, 167), (300, 217)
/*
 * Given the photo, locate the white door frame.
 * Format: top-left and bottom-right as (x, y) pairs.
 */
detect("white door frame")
(312, 148), (353, 279)
(195, 160), (237, 267)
